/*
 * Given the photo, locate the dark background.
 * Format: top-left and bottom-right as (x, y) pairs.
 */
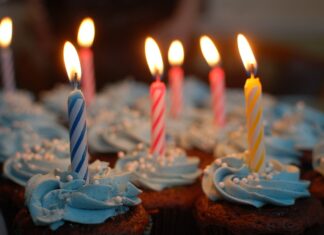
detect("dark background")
(0, 0), (324, 107)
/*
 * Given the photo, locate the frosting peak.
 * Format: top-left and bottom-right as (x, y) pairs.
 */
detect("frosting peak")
(202, 156), (309, 208)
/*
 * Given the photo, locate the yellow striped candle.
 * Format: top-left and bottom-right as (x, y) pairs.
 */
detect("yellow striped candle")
(237, 34), (266, 172)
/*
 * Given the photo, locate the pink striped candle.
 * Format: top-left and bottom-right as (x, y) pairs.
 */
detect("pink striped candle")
(200, 35), (226, 127)
(209, 67), (225, 126)
(77, 18), (96, 105)
(168, 40), (184, 119)
(145, 37), (165, 157)
(150, 77), (166, 156)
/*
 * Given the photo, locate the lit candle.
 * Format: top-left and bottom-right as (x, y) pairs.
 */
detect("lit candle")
(63, 41), (89, 182)
(0, 17), (15, 92)
(77, 17), (96, 105)
(168, 40), (184, 119)
(200, 35), (225, 127)
(145, 37), (166, 157)
(237, 34), (266, 172)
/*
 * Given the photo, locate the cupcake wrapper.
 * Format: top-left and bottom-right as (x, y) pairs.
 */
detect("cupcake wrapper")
(148, 207), (198, 235)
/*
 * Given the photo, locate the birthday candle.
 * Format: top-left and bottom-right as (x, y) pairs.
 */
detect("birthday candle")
(200, 36), (225, 126)
(237, 34), (266, 172)
(77, 17), (96, 105)
(63, 41), (89, 181)
(168, 40), (184, 119)
(0, 17), (15, 92)
(145, 37), (166, 157)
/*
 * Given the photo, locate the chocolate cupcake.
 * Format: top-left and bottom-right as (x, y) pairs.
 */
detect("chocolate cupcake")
(115, 145), (202, 235)
(194, 155), (324, 235)
(13, 160), (149, 234)
(0, 139), (70, 232)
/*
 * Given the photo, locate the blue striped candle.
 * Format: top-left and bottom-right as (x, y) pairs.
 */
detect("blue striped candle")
(64, 41), (89, 182)
(68, 89), (89, 182)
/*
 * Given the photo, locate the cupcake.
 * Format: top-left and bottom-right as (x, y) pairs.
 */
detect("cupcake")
(194, 155), (324, 235)
(13, 160), (149, 235)
(0, 121), (68, 167)
(115, 145), (202, 235)
(0, 139), (70, 233)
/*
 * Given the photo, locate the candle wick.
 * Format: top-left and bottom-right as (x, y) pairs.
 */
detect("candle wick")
(71, 72), (80, 90)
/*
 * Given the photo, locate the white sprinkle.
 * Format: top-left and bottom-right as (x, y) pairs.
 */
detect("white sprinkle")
(94, 180), (99, 185)
(221, 162), (228, 168)
(67, 175), (73, 182)
(233, 177), (240, 184)
(214, 159), (222, 166)
(118, 151), (125, 158)
(247, 175), (254, 181)
(256, 185), (262, 189)
(241, 178), (248, 184)
(55, 176), (61, 181)
(254, 177), (260, 182)
(114, 196), (122, 203)
(219, 182), (225, 188)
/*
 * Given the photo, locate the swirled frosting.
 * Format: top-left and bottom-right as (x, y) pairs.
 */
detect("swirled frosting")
(202, 155), (310, 208)
(0, 121), (68, 162)
(26, 160), (142, 230)
(115, 144), (201, 191)
(214, 127), (302, 165)
(272, 102), (324, 149)
(88, 108), (151, 152)
(4, 139), (70, 186)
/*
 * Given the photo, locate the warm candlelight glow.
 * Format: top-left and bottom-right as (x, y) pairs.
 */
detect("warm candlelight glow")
(200, 35), (220, 67)
(0, 17), (12, 48)
(145, 37), (164, 76)
(64, 41), (82, 81)
(237, 34), (257, 75)
(77, 17), (95, 48)
(168, 40), (184, 66)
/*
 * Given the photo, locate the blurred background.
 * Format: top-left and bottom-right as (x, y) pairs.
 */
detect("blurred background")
(0, 0), (324, 106)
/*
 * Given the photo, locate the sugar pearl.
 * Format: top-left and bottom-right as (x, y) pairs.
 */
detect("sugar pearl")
(118, 151), (125, 158)
(114, 196), (122, 203)
(214, 159), (222, 166)
(266, 174), (273, 180)
(241, 177), (248, 184)
(221, 162), (228, 168)
(67, 175), (73, 182)
(247, 175), (254, 181)
(219, 182), (225, 188)
(233, 177), (240, 184)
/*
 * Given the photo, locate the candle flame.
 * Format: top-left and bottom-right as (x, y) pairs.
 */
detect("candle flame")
(200, 35), (220, 67)
(0, 17), (12, 48)
(77, 17), (95, 48)
(63, 41), (82, 81)
(237, 34), (257, 75)
(145, 37), (164, 76)
(168, 40), (184, 66)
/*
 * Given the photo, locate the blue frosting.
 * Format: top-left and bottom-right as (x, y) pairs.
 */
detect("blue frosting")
(271, 102), (324, 149)
(4, 139), (70, 186)
(26, 160), (142, 230)
(202, 156), (310, 208)
(0, 122), (68, 162)
(115, 145), (201, 191)
(214, 128), (302, 165)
